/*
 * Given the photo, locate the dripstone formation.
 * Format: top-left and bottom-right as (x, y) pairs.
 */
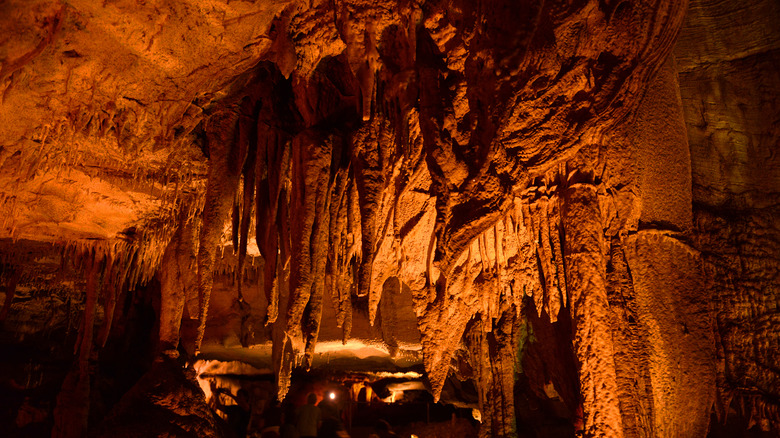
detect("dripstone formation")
(0, 0), (777, 437)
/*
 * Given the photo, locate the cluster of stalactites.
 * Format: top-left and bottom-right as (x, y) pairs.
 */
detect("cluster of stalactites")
(187, 0), (688, 410)
(65, 230), (179, 346)
(197, 93), (577, 400)
(47, 232), (181, 438)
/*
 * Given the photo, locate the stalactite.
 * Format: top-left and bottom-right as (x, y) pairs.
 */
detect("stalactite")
(234, 101), (260, 347)
(0, 2), (717, 435)
(195, 103), (247, 352)
(109, 246), (134, 309)
(477, 232), (497, 324)
(79, 252), (100, 371)
(528, 202), (547, 316)
(286, 130), (334, 365)
(548, 194), (567, 309)
(605, 236), (655, 437)
(342, 177), (362, 340)
(159, 208), (192, 352)
(520, 207), (540, 302)
(500, 209), (526, 315)
(237, 129), (257, 302)
(417, 243), (482, 401)
(302, 176), (333, 367)
(96, 253), (115, 348)
(231, 191), (240, 255)
(257, 129), (289, 326)
(541, 198), (559, 319)
(326, 163), (355, 340)
(358, 41), (380, 122)
(351, 117), (395, 302)
(278, 186), (292, 286)
(368, 207), (401, 325)
(394, 162), (436, 319)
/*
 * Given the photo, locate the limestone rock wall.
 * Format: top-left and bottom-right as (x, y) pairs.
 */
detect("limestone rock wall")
(676, 0), (780, 430)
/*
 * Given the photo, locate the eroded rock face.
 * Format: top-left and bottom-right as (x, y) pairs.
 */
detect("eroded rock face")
(675, 0), (780, 430)
(0, 0), (777, 437)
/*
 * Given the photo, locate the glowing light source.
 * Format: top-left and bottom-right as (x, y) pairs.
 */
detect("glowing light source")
(329, 392), (336, 400)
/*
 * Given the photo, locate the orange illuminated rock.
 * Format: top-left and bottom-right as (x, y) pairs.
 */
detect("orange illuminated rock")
(0, 0), (777, 436)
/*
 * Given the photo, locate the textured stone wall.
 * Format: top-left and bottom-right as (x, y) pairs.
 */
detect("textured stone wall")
(676, 0), (780, 430)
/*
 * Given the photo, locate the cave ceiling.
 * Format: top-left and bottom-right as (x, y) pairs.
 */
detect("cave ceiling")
(0, 0), (778, 436)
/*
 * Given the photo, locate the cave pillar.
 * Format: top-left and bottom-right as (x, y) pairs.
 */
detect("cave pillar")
(618, 52), (714, 436)
(563, 184), (624, 438)
(623, 232), (714, 437)
(632, 55), (693, 232)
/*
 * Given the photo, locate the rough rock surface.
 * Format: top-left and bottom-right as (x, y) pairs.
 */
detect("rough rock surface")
(675, 0), (780, 429)
(0, 0), (777, 437)
(91, 354), (231, 438)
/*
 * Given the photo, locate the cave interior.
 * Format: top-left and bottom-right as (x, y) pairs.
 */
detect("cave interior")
(0, 0), (778, 437)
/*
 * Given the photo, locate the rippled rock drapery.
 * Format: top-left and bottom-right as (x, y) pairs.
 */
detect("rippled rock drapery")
(0, 0), (778, 437)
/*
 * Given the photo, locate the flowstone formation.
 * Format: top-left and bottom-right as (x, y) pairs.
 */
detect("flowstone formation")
(0, 0), (777, 437)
